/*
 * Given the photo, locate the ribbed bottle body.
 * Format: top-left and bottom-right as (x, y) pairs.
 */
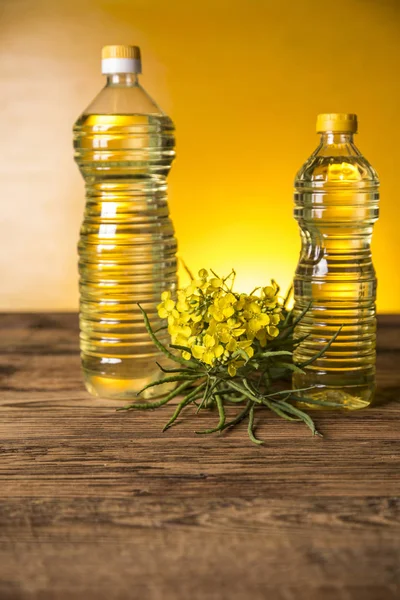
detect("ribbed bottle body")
(74, 113), (177, 398)
(293, 148), (379, 409)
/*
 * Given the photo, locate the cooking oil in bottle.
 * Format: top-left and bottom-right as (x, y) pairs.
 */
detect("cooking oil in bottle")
(293, 113), (379, 409)
(73, 45), (177, 399)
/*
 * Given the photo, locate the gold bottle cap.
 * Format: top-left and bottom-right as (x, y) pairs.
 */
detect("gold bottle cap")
(316, 113), (358, 133)
(101, 45), (142, 74)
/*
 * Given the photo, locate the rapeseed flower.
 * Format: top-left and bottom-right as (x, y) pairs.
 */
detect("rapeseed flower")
(158, 269), (283, 373)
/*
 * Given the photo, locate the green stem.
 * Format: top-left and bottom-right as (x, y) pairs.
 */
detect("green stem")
(289, 394), (345, 409)
(274, 400), (321, 436)
(264, 385), (316, 398)
(180, 259), (194, 280)
(156, 362), (199, 375)
(283, 284), (293, 309)
(196, 377), (219, 413)
(227, 380), (262, 404)
(153, 325), (168, 334)
(138, 303), (191, 366)
(221, 400), (252, 430)
(297, 326), (343, 368)
(272, 362), (305, 375)
(248, 404), (263, 445)
(117, 380), (193, 411)
(137, 374), (200, 396)
(195, 394), (226, 435)
(242, 377), (259, 397)
(163, 383), (207, 431)
(255, 350), (293, 359)
(223, 396), (248, 404)
(263, 398), (300, 421)
(278, 301), (312, 340)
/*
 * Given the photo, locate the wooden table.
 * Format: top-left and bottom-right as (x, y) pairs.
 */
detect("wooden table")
(0, 314), (399, 600)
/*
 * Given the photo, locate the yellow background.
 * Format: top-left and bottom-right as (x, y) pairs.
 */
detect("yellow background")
(1, 0), (399, 311)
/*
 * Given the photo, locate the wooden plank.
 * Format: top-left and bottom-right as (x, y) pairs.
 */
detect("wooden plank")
(0, 313), (399, 599)
(0, 497), (398, 600)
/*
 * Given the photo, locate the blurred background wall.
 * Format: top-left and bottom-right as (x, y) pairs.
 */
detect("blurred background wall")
(1, 0), (399, 311)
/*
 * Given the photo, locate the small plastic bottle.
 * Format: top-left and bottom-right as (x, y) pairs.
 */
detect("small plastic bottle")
(293, 113), (379, 409)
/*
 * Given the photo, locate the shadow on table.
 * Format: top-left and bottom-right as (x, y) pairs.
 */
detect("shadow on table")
(373, 386), (400, 407)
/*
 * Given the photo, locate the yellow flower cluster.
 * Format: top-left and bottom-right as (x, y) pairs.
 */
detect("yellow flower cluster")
(157, 269), (283, 376)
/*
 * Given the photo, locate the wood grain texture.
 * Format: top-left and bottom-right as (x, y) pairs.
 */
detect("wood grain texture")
(0, 313), (399, 600)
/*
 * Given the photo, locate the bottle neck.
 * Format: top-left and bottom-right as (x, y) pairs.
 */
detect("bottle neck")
(320, 132), (354, 145)
(106, 73), (139, 87)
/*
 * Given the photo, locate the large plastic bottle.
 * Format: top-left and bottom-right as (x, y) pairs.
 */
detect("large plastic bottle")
(293, 113), (379, 409)
(73, 45), (177, 399)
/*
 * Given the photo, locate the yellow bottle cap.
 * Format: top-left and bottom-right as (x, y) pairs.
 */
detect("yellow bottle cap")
(316, 113), (358, 133)
(101, 45), (142, 74)
(102, 45), (141, 60)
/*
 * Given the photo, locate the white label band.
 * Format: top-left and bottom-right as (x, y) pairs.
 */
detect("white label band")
(101, 58), (142, 74)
